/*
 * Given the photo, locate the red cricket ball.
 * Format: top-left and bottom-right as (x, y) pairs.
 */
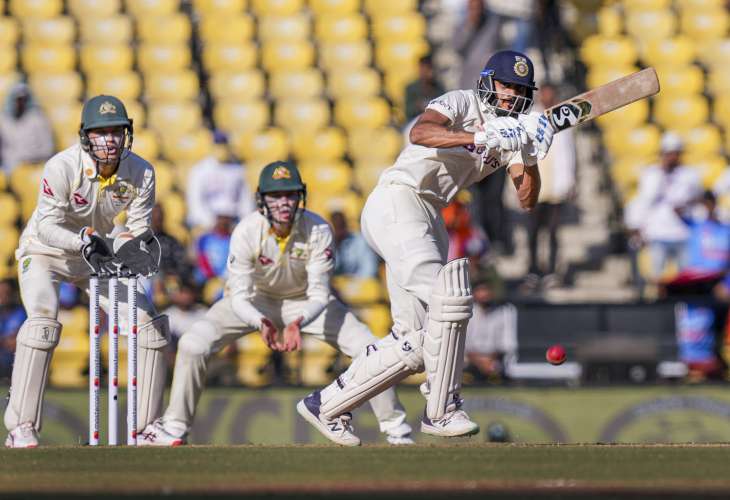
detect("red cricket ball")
(546, 344), (567, 365)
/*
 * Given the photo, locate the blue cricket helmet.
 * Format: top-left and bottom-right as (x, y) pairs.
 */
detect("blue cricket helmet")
(477, 50), (537, 116)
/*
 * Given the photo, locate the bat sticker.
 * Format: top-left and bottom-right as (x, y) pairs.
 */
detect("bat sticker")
(548, 100), (592, 131)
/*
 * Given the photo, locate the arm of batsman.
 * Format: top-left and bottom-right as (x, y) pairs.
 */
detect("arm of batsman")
(113, 229), (161, 277)
(519, 112), (555, 160)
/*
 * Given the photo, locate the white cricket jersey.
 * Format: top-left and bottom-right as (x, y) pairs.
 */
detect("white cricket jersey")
(17, 143), (155, 259)
(225, 210), (335, 327)
(379, 89), (538, 206)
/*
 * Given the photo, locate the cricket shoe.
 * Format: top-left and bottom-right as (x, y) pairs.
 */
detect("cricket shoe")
(5, 422), (39, 448)
(296, 391), (361, 447)
(137, 419), (185, 447)
(421, 396), (480, 438)
(385, 422), (415, 445)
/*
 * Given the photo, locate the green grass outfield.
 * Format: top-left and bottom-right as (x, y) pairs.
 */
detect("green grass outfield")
(2, 444), (730, 499)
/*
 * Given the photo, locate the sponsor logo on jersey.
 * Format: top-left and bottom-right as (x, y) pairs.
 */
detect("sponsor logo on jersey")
(272, 166), (291, 180)
(258, 255), (273, 266)
(73, 192), (89, 206)
(513, 56), (529, 77)
(99, 101), (117, 115)
(41, 179), (54, 197)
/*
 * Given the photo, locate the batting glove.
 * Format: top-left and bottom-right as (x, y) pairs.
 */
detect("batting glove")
(482, 117), (529, 152)
(520, 112), (555, 160)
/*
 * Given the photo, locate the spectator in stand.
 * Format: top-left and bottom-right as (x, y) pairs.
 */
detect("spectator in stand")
(442, 191), (489, 276)
(194, 200), (237, 285)
(680, 191), (730, 275)
(624, 132), (702, 284)
(0, 279), (26, 380)
(404, 55), (445, 124)
(0, 83), (54, 172)
(330, 211), (379, 278)
(522, 83), (577, 292)
(150, 203), (193, 307)
(186, 131), (255, 230)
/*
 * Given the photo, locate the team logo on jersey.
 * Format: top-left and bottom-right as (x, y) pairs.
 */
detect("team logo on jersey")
(21, 257), (31, 273)
(41, 179), (54, 197)
(258, 255), (273, 266)
(73, 192), (89, 206)
(272, 166), (291, 180)
(99, 101), (117, 115)
(291, 242), (308, 260)
(513, 56), (529, 77)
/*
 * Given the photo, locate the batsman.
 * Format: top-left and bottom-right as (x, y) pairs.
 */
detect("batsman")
(4, 95), (169, 447)
(142, 161), (413, 446)
(298, 50), (556, 443)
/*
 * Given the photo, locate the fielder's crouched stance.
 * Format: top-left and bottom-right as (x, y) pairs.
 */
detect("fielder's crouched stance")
(298, 50), (556, 444)
(4, 95), (170, 448)
(144, 161), (412, 446)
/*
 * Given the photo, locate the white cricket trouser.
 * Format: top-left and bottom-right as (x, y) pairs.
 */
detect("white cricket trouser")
(163, 294), (409, 437)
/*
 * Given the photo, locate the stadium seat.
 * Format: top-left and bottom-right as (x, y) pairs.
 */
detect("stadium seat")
(152, 160), (174, 195)
(79, 15), (133, 44)
(580, 35), (638, 67)
(690, 156), (725, 188)
(80, 45), (134, 75)
(87, 72), (142, 102)
(327, 68), (381, 99)
(595, 98), (649, 130)
(274, 98), (330, 132)
(236, 334), (273, 387)
(375, 40), (429, 73)
(0, 46), (17, 73)
(131, 128), (160, 160)
(0, 193), (19, 226)
(299, 337), (338, 386)
(160, 191), (186, 226)
(126, 0), (180, 17)
(261, 42), (315, 72)
(29, 73), (83, 106)
(353, 160), (388, 193)
(641, 36), (695, 68)
(9, 0), (62, 18)
(148, 102), (203, 135)
(610, 156), (653, 199)
(299, 161), (352, 194)
(319, 41), (372, 71)
(198, 15), (254, 43)
(290, 127), (347, 161)
(0, 73), (21, 103)
(626, 10), (676, 42)
(193, 0), (245, 17)
(334, 98), (390, 130)
(124, 100), (146, 127)
(68, 0), (121, 17)
(202, 43), (257, 72)
(384, 69), (417, 108)
(138, 44), (191, 74)
(231, 128), (290, 161)
(22, 45), (76, 73)
(209, 70), (265, 100)
(363, 0), (417, 17)
(161, 129), (215, 165)
(653, 65), (704, 96)
(21, 17), (75, 44)
(0, 16), (19, 45)
(696, 38), (730, 69)
(331, 276), (385, 304)
(310, 191), (363, 227)
(653, 95), (709, 131)
(348, 127), (402, 161)
(315, 14), (368, 43)
(310, 0), (358, 16)
(251, 0), (302, 16)
(707, 67), (730, 96)
(586, 65), (639, 88)
(145, 71), (200, 102)
(677, 0), (724, 9)
(603, 124), (661, 159)
(213, 99), (270, 133)
(137, 14), (191, 44)
(596, 6), (622, 36)
(623, 0), (670, 10)
(0, 225), (18, 260)
(372, 13), (426, 42)
(680, 10), (728, 41)
(269, 69), (324, 100)
(679, 124), (723, 156)
(258, 14), (310, 42)
(50, 307), (89, 389)
(45, 102), (83, 137)
(712, 95), (730, 128)
(354, 304), (391, 338)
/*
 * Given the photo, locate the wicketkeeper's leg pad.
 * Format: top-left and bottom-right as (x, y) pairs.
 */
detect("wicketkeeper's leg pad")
(137, 314), (170, 430)
(320, 330), (424, 420)
(4, 317), (61, 432)
(423, 258), (473, 420)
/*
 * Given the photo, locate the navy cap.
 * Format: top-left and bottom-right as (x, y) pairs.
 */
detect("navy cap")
(481, 50), (537, 90)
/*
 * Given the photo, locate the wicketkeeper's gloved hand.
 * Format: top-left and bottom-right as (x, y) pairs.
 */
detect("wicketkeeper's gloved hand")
(80, 227), (116, 275)
(113, 230), (161, 277)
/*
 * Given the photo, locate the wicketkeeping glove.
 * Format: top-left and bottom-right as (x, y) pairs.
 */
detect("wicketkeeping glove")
(113, 230), (161, 277)
(80, 228), (116, 275)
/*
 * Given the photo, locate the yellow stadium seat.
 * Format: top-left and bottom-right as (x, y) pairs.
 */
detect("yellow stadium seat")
(597, 6), (622, 36)
(9, 162), (43, 199)
(372, 13), (426, 41)
(236, 334), (273, 387)
(299, 337), (338, 386)
(654, 95), (709, 131)
(50, 307), (89, 389)
(251, 0), (302, 16)
(696, 39), (730, 69)
(625, 10), (676, 42)
(0, 226), (18, 260)
(375, 40), (429, 72)
(315, 14), (368, 42)
(681, 10), (728, 41)
(270, 69), (324, 99)
(363, 0), (416, 17)
(210, 70), (265, 100)
(641, 36), (695, 68)
(160, 191), (186, 225)
(68, 0), (120, 17)
(21, 45), (75, 74)
(22, 17), (75, 44)
(274, 98), (330, 132)
(690, 156), (726, 188)
(202, 43), (257, 72)
(28, 72), (83, 105)
(138, 44), (191, 74)
(145, 71), (200, 102)
(261, 41), (315, 72)
(45, 102), (82, 135)
(124, 100), (146, 128)
(9, 0), (62, 18)
(580, 35), (638, 67)
(137, 14), (191, 44)
(310, 0), (358, 15)
(334, 98), (390, 130)
(353, 159), (388, 193)
(80, 45), (134, 75)
(299, 161), (352, 194)
(152, 160), (174, 195)
(623, 0), (670, 9)
(654, 65), (704, 96)
(126, 0), (179, 17)
(131, 128), (160, 160)
(258, 14), (310, 42)
(231, 127), (289, 161)
(610, 156), (652, 199)
(327, 68), (380, 99)
(311, 190), (363, 225)
(348, 127), (401, 161)
(0, 47), (17, 73)
(291, 127), (347, 161)
(0, 171), (8, 192)
(54, 130), (80, 150)
(603, 124), (660, 159)
(214, 99), (270, 133)
(354, 304), (391, 338)
(198, 14), (254, 43)
(0, 193), (19, 226)
(707, 67), (730, 96)
(712, 95), (730, 128)
(193, 0), (245, 16)
(87, 72), (142, 102)
(679, 124), (723, 156)
(677, 0), (724, 9)
(79, 16), (133, 44)
(331, 276), (385, 304)
(384, 69), (417, 108)
(595, 97), (648, 130)
(319, 41), (372, 71)
(586, 65), (639, 89)
(148, 102), (203, 135)
(0, 16), (19, 45)
(161, 129), (214, 165)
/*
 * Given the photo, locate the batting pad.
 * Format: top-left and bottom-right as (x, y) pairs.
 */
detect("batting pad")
(4, 318), (61, 432)
(423, 258), (473, 420)
(137, 315), (170, 430)
(320, 330), (424, 419)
